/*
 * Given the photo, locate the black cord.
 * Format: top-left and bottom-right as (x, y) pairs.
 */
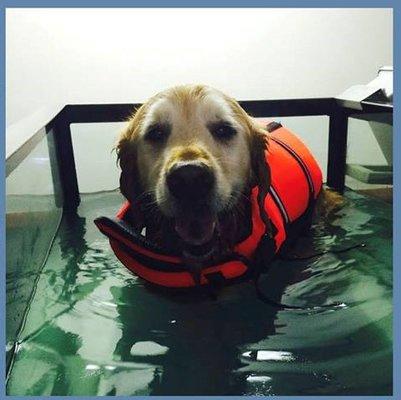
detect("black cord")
(252, 242), (367, 310)
(253, 273), (347, 311)
(229, 252), (304, 310)
(280, 242), (366, 261)
(253, 277), (304, 310)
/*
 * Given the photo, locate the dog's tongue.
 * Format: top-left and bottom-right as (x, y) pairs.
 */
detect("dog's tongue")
(174, 212), (216, 246)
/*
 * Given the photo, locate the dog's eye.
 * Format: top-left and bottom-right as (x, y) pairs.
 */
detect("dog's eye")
(144, 124), (169, 143)
(210, 122), (237, 141)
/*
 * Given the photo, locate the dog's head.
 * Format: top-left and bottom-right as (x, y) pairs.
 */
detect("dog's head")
(117, 85), (269, 257)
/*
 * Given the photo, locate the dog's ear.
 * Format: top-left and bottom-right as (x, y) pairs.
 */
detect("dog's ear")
(249, 125), (274, 232)
(222, 93), (271, 197)
(115, 103), (150, 205)
(116, 134), (139, 204)
(116, 131), (148, 230)
(221, 92), (273, 233)
(250, 125), (270, 197)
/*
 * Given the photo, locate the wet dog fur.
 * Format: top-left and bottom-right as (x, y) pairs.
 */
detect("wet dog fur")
(116, 84), (342, 262)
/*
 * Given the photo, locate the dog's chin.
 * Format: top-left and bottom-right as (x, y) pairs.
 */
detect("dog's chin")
(174, 212), (216, 244)
(166, 202), (219, 258)
(181, 234), (218, 261)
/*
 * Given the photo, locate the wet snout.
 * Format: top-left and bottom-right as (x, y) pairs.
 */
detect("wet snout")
(164, 146), (218, 247)
(166, 161), (215, 203)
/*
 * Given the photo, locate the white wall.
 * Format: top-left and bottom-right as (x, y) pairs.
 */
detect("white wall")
(6, 8), (393, 192)
(6, 8), (392, 126)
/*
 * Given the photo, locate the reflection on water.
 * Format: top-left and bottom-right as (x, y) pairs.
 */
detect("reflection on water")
(6, 135), (62, 370)
(6, 190), (392, 395)
(242, 350), (295, 361)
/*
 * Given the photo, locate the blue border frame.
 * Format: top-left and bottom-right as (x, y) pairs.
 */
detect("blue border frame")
(0, 0), (397, 6)
(1, 4), (6, 399)
(1, 3), (397, 399)
(392, 3), (399, 399)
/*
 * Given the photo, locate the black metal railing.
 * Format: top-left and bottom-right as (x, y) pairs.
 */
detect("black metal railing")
(6, 97), (392, 214)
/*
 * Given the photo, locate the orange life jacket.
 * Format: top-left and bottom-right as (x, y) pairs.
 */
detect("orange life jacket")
(95, 122), (323, 288)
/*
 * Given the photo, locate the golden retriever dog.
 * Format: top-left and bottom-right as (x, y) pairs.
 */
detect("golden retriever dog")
(116, 84), (340, 265)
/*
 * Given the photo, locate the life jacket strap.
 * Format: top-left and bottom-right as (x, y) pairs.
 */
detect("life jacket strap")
(265, 121), (283, 132)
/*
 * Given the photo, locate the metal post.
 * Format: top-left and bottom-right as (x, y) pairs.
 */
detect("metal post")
(48, 111), (80, 213)
(327, 109), (349, 193)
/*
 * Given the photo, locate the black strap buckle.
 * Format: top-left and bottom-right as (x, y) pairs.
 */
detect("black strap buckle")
(265, 121), (282, 133)
(254, 233), (277, 273)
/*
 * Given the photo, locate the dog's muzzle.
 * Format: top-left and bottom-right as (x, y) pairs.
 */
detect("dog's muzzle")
(166, 161), (215, 201)
(166, 161), (217, 247)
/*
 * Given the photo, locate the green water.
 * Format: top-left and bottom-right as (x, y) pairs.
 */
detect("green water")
(6, 190), (392, 395)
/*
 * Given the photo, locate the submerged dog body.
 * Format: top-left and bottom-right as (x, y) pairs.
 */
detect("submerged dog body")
(117, 85), (270, 259)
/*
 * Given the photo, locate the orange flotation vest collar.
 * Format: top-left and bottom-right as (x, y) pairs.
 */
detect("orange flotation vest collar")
(95, 122), (323, 288)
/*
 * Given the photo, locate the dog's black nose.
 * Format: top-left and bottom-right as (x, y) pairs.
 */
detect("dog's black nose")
(167, 162), (215, 200)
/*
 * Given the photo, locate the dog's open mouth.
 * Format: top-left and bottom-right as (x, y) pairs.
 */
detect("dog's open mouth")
(174, 209), (218, 258)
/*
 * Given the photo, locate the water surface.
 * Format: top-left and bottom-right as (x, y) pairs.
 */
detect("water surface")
(6, 190), (392, 395)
